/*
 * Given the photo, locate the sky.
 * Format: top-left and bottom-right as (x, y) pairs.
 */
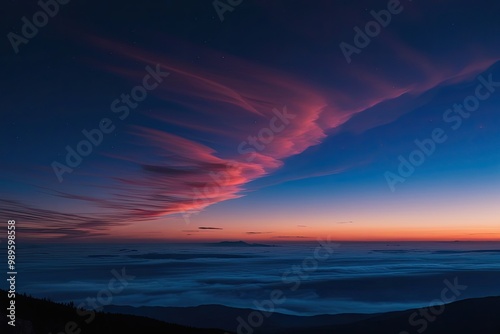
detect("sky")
(1, 0), (500, 242)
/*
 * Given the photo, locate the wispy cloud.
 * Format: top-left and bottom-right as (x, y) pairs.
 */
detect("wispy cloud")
(6, 32), (500, 240)
(0, 199), (128, 239)
(246, 231), (272, 235)
(273, 236), (312, 239)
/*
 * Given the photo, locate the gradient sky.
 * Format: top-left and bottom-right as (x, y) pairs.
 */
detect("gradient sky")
(1, 0), (499, 242)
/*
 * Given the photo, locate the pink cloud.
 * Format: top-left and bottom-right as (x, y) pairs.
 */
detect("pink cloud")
(26, 35), (499, 232)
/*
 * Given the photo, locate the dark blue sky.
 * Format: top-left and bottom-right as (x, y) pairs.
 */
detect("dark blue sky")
(1, 0), (499, 241)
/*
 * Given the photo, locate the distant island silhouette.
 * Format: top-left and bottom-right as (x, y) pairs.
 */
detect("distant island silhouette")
(205, 241), (276, 247)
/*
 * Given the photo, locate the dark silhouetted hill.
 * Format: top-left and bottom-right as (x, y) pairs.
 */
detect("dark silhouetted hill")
(0, 290), (230, 334)
(3, 289), (500, 334)
(106, 296), (500, 334)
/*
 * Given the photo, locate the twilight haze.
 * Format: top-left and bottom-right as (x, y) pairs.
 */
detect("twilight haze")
(1, 1), (500, 333)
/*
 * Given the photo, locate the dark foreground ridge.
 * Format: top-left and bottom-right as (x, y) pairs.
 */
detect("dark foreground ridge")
(2, 289), (500, 334)
(0, 290), (229, 334)
(106, 296), (500, 334)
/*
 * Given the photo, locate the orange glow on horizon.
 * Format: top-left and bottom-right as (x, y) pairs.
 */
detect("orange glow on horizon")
(21, 224), (499, 243)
